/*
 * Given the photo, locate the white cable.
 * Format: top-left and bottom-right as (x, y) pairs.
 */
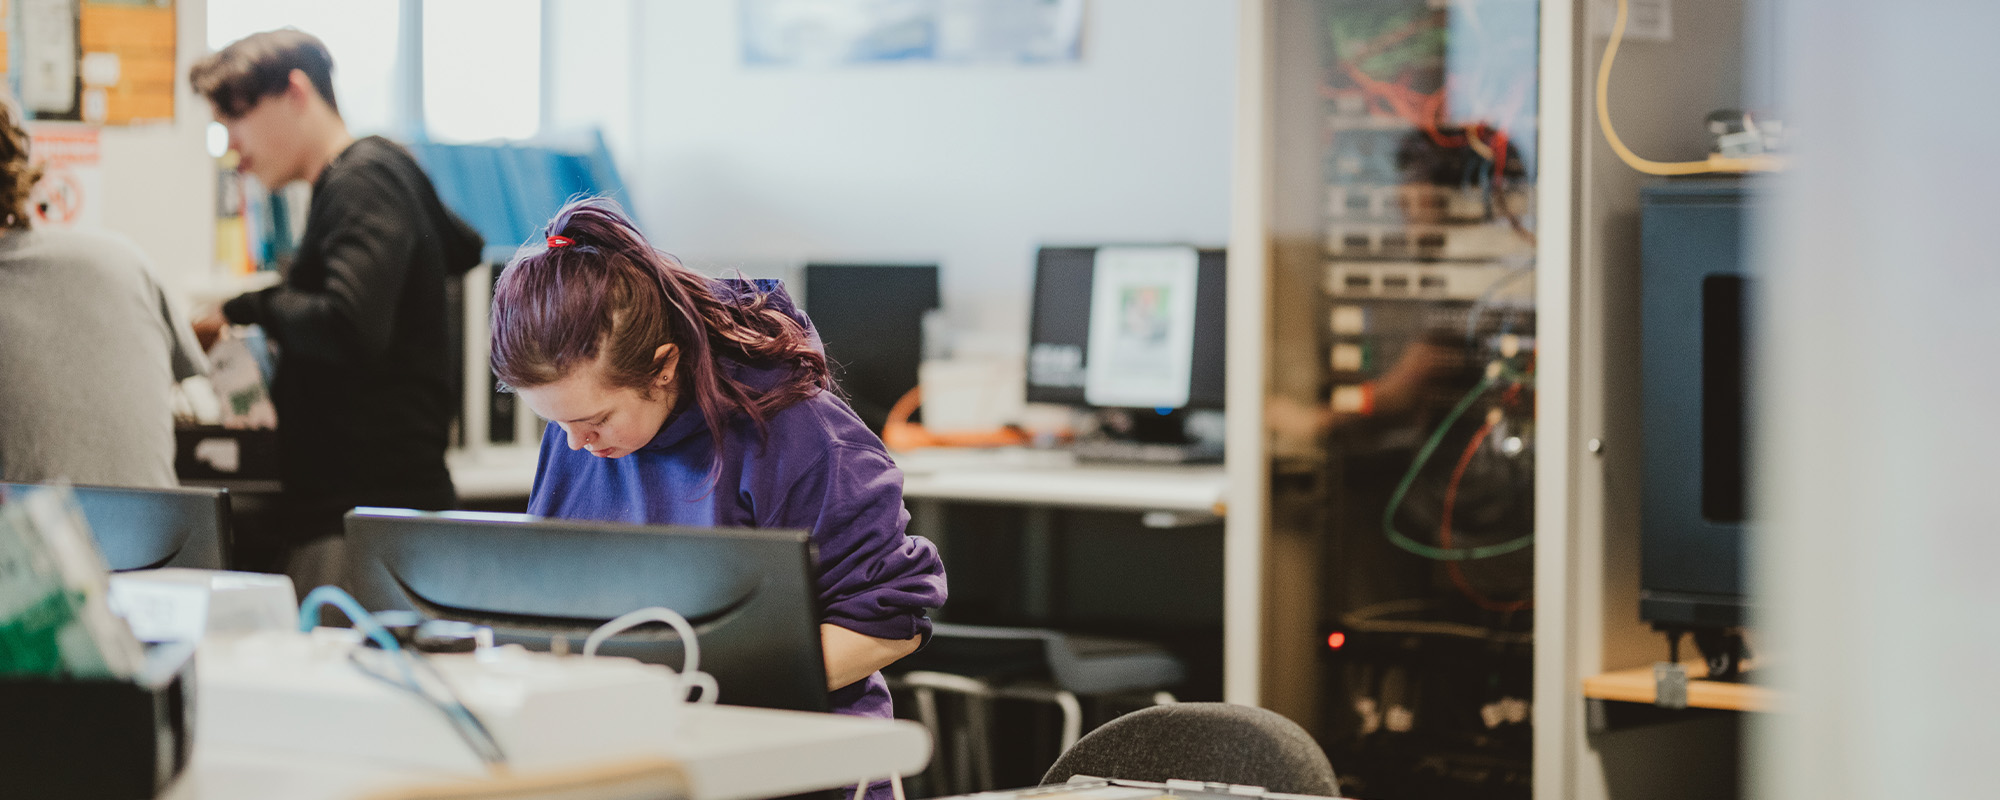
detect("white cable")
(582, 607), (719, 705)
(583, 607), (699, 670)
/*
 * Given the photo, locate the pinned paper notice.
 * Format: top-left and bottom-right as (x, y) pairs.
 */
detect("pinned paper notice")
(81, 52), (121, 87)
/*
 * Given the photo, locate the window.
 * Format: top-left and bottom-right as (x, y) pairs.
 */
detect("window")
(205, 0), (544, 143)
(206, 0), (403, 137)
(422, 0), (542, 142)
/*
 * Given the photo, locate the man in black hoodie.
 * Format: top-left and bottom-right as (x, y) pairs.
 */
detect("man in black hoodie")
(191, 30), (483, 587)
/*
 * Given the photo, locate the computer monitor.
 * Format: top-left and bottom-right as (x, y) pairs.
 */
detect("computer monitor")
(1026, 247), (1227, 412)
(803, 263), (941, 434)
(343, 508), (830, 712)
(0, 482), (231, 571)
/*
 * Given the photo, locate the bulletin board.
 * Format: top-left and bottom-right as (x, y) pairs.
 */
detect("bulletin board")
(2, 0), (176, 125)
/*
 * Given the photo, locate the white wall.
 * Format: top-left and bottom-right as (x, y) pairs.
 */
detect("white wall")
(95, 0), (217, 302)
(552, 0), (1236, 354)
(1756, 2), (2000, 799)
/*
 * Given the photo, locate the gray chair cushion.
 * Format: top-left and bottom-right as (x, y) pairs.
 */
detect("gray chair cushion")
(1041, 702), (1339, 797)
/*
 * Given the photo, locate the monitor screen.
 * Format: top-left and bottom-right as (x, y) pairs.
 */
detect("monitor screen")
(803, 264), (941, 434)
(1026, 246), (1226, 410)
(343, 508), (830, 712)
(0, 482), (230, 571)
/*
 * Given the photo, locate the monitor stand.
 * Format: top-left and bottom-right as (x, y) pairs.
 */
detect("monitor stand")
(1070, 408), (1224, 465)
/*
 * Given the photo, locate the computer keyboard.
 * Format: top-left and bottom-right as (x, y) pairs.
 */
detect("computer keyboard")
(1069, 437), (1224, 465)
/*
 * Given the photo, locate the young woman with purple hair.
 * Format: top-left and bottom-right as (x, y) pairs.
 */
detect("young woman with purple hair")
(489, 197), (945, 726)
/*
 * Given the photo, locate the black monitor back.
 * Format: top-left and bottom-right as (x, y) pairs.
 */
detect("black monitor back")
(0, 482), (230, 571)
(802, 263), (940, 434)
(343, 508), (830, 712)
(1026, 246), (1227, 409)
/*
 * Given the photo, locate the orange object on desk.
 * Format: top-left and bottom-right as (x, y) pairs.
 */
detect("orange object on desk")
(880, 387), (1031, 451)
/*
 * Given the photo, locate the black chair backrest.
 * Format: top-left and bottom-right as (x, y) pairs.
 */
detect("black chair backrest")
(344, 508), (831, 712)
(1042, 702), (1339, 796)
(0, 482), (231, 571)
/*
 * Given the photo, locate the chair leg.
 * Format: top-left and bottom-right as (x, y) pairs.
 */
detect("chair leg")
(965, 692), (995, 791)
(952, 695), (977, 795)
(894, 671), (999, 795)
(912, 686), (947, 794)
(1054, 689), (1082, 753)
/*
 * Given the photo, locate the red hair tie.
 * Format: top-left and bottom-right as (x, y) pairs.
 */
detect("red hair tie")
(546, 235), (573, 248)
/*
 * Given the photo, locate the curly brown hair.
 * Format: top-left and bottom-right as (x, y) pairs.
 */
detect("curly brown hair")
(189, 29), (339, 120)
(0, 99), (42, 230)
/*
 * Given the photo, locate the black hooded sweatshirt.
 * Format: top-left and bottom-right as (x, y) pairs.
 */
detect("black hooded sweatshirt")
(223, 136), (484, 534)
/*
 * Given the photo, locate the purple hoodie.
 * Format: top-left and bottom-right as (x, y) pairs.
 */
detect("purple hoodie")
(524, 282), (946, 723)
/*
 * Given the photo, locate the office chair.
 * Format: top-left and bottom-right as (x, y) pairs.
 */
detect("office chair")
(0, 482), (232, 571)
(889, 622), (1186, 795)
(1041, 702), (1339, 797)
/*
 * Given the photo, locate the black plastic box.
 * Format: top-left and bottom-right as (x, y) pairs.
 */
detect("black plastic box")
(0, 642), (197, 799)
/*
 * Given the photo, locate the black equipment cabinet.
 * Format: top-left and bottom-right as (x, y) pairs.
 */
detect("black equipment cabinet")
(1639, 180), (1761, 629)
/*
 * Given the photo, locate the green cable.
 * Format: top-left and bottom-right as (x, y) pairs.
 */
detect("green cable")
(1380, 372), (1536, 561)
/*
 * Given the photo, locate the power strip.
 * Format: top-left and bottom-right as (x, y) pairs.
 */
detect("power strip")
(198, 629), (699, 772)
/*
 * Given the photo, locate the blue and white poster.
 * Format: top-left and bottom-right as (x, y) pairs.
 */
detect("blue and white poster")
(741, 0), (1084, 66)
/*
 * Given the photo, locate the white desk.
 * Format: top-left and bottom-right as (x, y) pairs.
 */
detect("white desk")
(892, 448), (1227, 620)
(446, 445), (1232, 516)
(894, 448), (1228, 516)
(164, 704), (931, 800)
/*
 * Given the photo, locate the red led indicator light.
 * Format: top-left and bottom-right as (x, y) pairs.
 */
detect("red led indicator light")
(1326, 631), (1347, 650)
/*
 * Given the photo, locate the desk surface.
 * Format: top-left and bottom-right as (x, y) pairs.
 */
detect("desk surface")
(450, 445), (1231, 515)
(1581, 664), (1772, 712)
(164, 704), (931, 800)
(895, 447), (1228, 514)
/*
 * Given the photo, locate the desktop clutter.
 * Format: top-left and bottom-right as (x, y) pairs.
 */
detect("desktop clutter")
(822, 246), (1229, 465)
(0, 484), (799, 799)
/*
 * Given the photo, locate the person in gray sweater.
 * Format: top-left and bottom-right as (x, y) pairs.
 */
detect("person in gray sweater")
(0, 96), (206, 487)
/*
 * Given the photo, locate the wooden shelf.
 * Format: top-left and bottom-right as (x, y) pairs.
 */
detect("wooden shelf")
(1582, 664), (1773, 712)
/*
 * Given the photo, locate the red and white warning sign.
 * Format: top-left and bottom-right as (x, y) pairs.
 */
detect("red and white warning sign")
(26, 124), (103, 229)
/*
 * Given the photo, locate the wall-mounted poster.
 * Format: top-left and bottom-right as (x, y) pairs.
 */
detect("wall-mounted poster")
(18, 0), (80, 117)
(79, 0), (177, 124)
(26, 123), (102, 229)
(742, 0), (1083, 67)
(5, 0), (175, 124)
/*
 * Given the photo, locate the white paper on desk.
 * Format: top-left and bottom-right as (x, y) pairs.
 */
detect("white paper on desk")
(108, 579), (211, 643)
(1083, 246), (1200, 409)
